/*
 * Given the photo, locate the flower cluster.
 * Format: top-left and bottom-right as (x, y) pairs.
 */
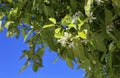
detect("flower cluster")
(57, 32), (74, 48)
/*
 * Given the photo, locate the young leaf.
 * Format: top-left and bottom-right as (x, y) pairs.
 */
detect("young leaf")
(78, 30), (87, 39)
(43, 24), (55, 28)
(54, 28), (63, 38)
(49, 18), (56, 24)
(5, 21), (14, 29)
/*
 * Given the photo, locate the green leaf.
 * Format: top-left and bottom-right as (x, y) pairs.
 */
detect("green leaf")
(19, 59), (30, 73)
(7, 0), (12, 3)
(78, 18), (89, 30)
(109, 42), (115, 52)
(52, 57), (59, 64)
(49, 18), (56, 24)
(116, 40), (120, 48)
(105, 8), (113, 26)
(107, 51), (113, 70)
(0, 21), (3, 31)
(91, 32), (107, 52)
(43, 5), (54, 17)
(24, 29), (33, 41)
(43, 24), (55, 28)
(70, 0), (77, 11)
(84, 0), (93, 17)
(22, 28), (27, 38)
(66, 57), (74, 68)
(36, 47), (45, 57)
(112, 0), (120, 8)
(77, 65), (81, 69)
(33, 62), (40, 72)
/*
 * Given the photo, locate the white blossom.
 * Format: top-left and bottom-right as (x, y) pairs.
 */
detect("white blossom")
(68, 41), (75, 48)
(57, 32), (74, 48)
(89, 12), (96, 23)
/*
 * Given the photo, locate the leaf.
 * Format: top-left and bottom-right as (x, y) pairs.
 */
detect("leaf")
(54, 28), (63, 38)
(0, 21), (2, 31)
(84, 0), (93, 17)
(66, 57), (74, 68)
(7, 0), (12, 3)
(105, 8), (113, 26)
(24, 29), (33, 41)
(49, 18), (56, 24)
(43, 24), (55, 28)
(109, 42), (115, 52)
(52, 57), (59, 64)
(116, 40), (120, 48)
(19, 59), (30, 73)
(112, 0), (120, 8)
(107, 51), (113, 70)
(70, 0), (77, 11)
(43, 5), (54, 17)
(36, 47), (45, 57)
(22, 28), (27, 38)
(77, 65), (81, 69)
(78, 18), (89, 30)
(68, 23), (76, 29)
(61, 14), (71, 25)
(78, 30), (87, 39)
(33, 62), (41, 72)
(91, 32), (107, 52)
(5, 21), (14, 29)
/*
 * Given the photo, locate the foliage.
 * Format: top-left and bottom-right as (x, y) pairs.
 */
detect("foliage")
(1, 0), (120, 78)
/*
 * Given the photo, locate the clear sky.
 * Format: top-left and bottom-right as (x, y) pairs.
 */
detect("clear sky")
(0, 29), (85, 78)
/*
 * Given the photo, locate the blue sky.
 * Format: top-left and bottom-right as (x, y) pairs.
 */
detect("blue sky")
(0, 29), (85, 78)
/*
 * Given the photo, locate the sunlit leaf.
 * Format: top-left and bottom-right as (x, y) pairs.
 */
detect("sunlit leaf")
(84, 0), (93, 17)
(24, 29), (33, 41)
(49, 18), (56, 24)
(78, 30), (87, 39)
(54, 28), (63, 38)
(43, 24), (55, 28)
(7, 0), (12, 3)
(5, 21), (14, 29)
